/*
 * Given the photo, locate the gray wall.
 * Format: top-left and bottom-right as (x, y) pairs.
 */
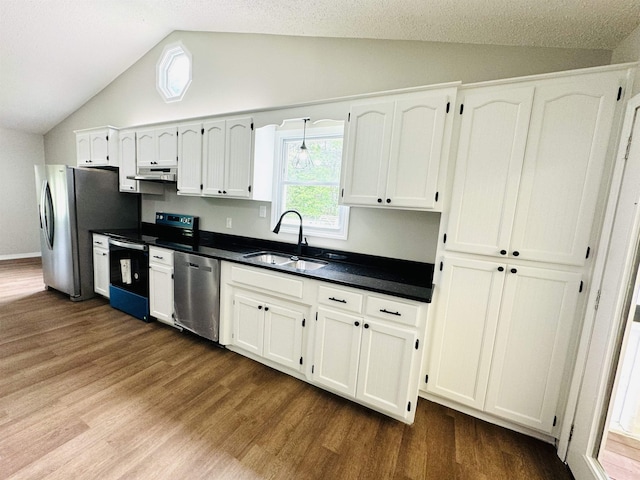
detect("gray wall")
(1, 127), (44, 259)
(44, 31), (612, 262)
(613, 23), (640, 95)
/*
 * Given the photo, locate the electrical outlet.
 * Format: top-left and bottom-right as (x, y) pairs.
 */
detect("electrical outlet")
(226, 217), (232, 229)
(259, 206), (267, 218)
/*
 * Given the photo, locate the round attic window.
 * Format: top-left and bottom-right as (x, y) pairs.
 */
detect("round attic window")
(157, 43), (192, 102)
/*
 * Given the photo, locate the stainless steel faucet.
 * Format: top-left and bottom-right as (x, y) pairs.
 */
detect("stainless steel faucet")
(273, 209), (308, 255)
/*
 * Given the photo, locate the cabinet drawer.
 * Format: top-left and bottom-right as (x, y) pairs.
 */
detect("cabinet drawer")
(366, 295), (420, 327)
(149, 247), (173, 267)
(230, 265), (304, 299)
(318, 285), (364, 314)
(92, 234), (109, 249)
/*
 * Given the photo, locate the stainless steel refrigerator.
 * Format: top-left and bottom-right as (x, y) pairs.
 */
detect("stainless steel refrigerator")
(34, 165), (139, 301)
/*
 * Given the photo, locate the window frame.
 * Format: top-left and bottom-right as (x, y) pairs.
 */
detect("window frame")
(271, 124), (350, 241)
(156, 42), (192, 103)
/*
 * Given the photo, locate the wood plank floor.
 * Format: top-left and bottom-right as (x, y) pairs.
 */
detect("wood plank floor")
(0, 258), (573, 479)
(600, 431), (640, 480)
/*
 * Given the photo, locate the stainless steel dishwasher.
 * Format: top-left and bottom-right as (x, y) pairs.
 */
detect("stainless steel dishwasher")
(173, 252), (221, 342)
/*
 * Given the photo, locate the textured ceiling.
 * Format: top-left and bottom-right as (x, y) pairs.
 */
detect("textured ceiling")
(1, 0), (639, 134)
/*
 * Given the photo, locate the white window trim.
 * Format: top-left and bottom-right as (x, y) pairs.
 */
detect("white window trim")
(156, 42), (192, 103)
(271, 124), (350, 241)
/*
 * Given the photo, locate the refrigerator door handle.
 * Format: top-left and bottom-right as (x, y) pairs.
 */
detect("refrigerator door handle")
(40, 180), (55, 250)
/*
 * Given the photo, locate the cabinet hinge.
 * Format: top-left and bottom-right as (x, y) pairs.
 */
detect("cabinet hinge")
(300, 357), (303, 365)
(425, 374), (429, 384)
(439, 261), (443, 271)
(435, 191), (439, 202)
(579, 280), (584, 293)
(171, 273), (174, 279)
(586, 246), (591, 259)
(106, 135), (109, 141)
(302, 318), (306, 327)
(443, 233), (447, 244)
(625, 134), (633, 161)
(248, 185), (252, 193)
(341, 188), (344, 198)
(348, 112), (351, 122)
(553, 415), (557, 427)
(446, 102), (450, 113)
(407, 401), (412, 412)
(200, 184), (203, 190)
(106, 155), (109, 161)
(176, 156), (179, 162)
(201, 128), (204, 135)
(460, 104), (464, 115)
(569, 424), (575, 441)
(312, 365), (315, 374)
(617, 86), (623, 101)
(315, 312), (318, 321)
(251, 122), (254, 131)
(415, 339), (419, 350)
(595, 290), (601, 310)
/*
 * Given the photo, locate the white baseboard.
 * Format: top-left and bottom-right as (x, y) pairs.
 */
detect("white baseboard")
(0, 252), (41, 261)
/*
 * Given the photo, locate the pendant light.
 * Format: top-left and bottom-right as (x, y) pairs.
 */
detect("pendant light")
(293, 118), (312, 169)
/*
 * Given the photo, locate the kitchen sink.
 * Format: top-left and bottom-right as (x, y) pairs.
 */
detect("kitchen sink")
(243, 251), (328, 271)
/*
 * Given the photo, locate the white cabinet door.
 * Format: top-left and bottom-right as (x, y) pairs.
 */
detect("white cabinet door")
(177, 123), (203, 195)
(224, 117), (253, 198)
(90, 132), (110, 165)
(385, 92), (451, 209)
(136, 128), (156, 167)
(76, 133), (91, 166)
(202, 120), (226, 196)
(427, 257), (505, 409)
(92, 247), (109, 298)
(509, 73), (622, 266)
(155, 127), (178, 167)
(446, 86), (534, 257)
(119, 131), (138, 193)
(341, 102), (394, 206)
(149, 263), (174, 325)
(136, 127), (177, 167)
(484, 265), (581, 432)
(356, 318), (417, 417)
(263, 302), (305, 371)
(313, 307), (363, 397)
(232, 293), (264, 356)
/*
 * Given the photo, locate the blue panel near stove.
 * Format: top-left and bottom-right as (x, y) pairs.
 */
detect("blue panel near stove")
(110, 285), (150, 322)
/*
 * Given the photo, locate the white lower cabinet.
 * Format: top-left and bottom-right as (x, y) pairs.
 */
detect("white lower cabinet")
(313, 287), (424, 422)
(149, 247), (174, 326)
(232, 290), (306, 371)
(426, 256), (582, 433)
(221, 262), (426, 423)
(92, 234), (110, 298)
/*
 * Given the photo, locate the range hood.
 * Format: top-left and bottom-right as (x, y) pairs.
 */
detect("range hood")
(129, 167), (177, 182)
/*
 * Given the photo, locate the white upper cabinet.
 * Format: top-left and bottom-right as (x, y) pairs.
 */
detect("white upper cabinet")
(75, 127), (119, 167)
(509, 73), (622, 265)
(446, 70), (623, 266)
(179, 117), (254, 198)
(118, 131), (138, 192)
(446, 86), (534, 257)
(341, 88), (456, 210)
(177, 123), (203, 195)
(136, 126), (178, 167)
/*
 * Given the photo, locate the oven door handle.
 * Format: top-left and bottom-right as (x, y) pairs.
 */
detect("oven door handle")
(108, 238), (148, 251)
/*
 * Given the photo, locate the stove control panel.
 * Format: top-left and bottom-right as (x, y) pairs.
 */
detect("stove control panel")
(155, 213), (199, 231)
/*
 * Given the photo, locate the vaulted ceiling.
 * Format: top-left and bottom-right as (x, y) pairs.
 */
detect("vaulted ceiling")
(1, 0), (639, 135)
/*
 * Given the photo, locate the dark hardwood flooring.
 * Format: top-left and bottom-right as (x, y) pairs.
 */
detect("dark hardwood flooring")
(0, 258), (573, 479)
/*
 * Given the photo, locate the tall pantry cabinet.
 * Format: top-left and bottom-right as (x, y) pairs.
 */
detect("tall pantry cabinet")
(424, 66), (634, 435)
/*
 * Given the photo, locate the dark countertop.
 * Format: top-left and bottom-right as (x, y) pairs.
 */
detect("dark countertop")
(97, 227), (434, 303)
